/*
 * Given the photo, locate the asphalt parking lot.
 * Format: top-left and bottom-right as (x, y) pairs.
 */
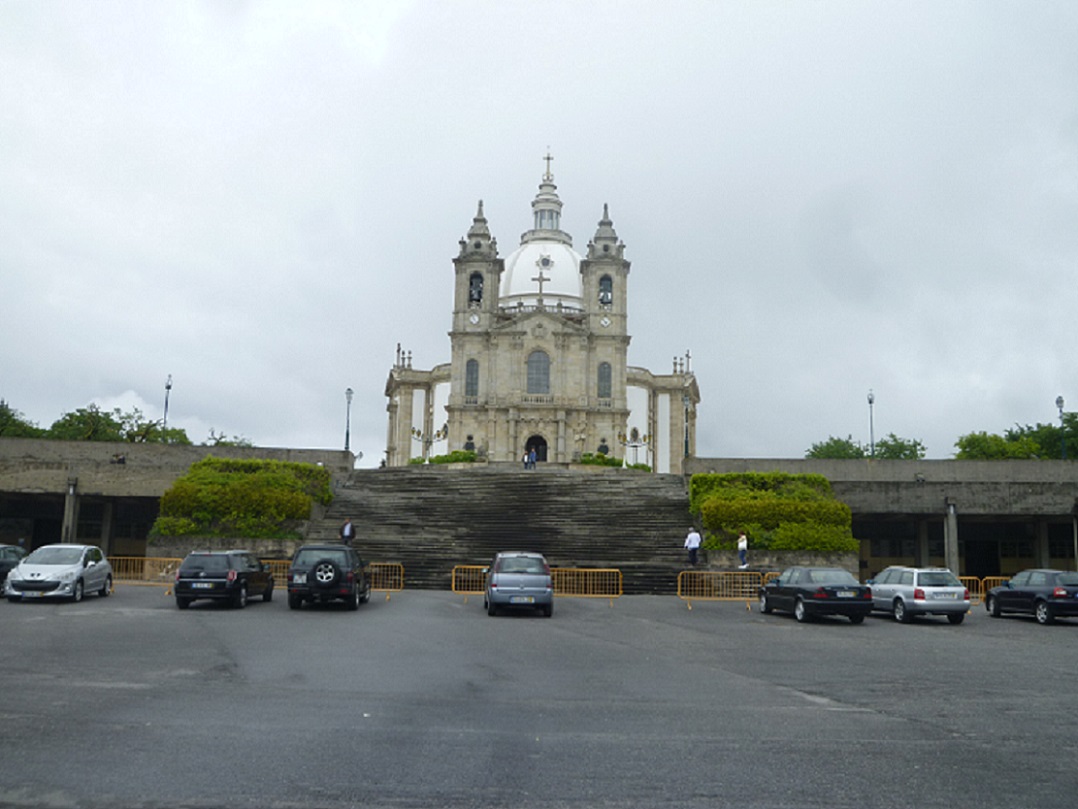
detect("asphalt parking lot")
(2, 584), (1077, 809)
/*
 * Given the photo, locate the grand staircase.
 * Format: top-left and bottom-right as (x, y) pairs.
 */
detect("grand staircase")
(306, 465), (693, 594)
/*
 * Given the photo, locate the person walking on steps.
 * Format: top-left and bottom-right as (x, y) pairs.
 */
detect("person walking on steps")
(684, 526), (701, 567)
(340, 517), (356, 546)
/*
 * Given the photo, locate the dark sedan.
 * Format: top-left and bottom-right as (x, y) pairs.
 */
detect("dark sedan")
(985, 568), (1078, 625)
(759, 566), (873, 623)
(0, 544), (27, 586)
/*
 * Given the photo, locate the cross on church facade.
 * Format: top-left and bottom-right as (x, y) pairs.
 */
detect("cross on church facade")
(543, 149), (553, 180)
(531, 268), (550, 296)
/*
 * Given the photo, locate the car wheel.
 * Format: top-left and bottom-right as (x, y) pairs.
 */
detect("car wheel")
(759, 593), (772, 614)
(893, 599), (911, 623)
(947, 612), (965, 625)
(794, 598), (810, 623)
(312, 559), (341, 587)
(7, 596), (21, 603)
(487, 598), (498, 616)
(346, 586), (360, 611)
(72, 579), (84, 603)
(263, 585), (273, 603)
(288, 593), (302, 610)
(986, 595), (1001, 617)
(176, 597), (192, 610)
(849, 613), (865, 624)
(99, 575), (112, 598)
(543, 603), (553, 618)
(359, 577), (370, 604)
(234, 583), (247, 609)
(1035, 601), (1055, 625)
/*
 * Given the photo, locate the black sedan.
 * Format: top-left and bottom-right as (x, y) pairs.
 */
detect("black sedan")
(985, 568), (1078, 625)
(0, 544), (28, 586)
(758, 566), (873, 623)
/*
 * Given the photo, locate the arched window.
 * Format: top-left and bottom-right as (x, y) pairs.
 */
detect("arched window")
(598, 362), (612, 399)
(527, 351), (550, 394)
(465, 359), (479, 397)
(468, 273), (483, 304)
(599, 275), (613, 306)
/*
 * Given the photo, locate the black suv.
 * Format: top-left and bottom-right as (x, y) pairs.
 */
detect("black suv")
(287, 544), (371, 610)
(174, 550), (274, 610)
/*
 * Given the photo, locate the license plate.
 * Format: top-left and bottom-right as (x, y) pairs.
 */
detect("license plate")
(191, 582), (214, 589)
(510, 596), (535, 604)
(26, 590), (43, 598)
(293, 573), (306, 584)
(934, 592), (957, 599)
(837, 590), (855, 598)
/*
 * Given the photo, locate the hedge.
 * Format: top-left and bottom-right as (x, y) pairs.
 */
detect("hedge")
(692, 472), (857, 553)
(151, 456), (333, 539)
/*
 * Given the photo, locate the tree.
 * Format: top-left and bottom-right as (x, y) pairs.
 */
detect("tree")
(954, 431), (1042, 460)
(806, 435), (865, 459)
(205, 429), (253, 448)
(0, 400), (44, 438)
(46, 405), (126, 442)
(874, 433), (926, 460)
(1005, 413), (1077, 460)
(44, 404), (191, 444)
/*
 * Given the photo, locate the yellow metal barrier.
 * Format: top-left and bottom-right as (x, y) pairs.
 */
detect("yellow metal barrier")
(981, 576), (1009, 598)
(109, 556), (182, 587)
(960, 576), (985, 604)
(678, 570), (764, 610)
(264, 559), (290, 585)
(452, 565), (488, 603)
(552, 568), (622, 605)
(370, 562), (404, 600)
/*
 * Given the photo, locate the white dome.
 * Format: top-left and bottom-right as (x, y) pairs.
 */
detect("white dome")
(500, 240), (583, 308)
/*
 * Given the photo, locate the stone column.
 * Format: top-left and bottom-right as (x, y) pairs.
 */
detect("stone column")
(916, 520), (930, 566)
(1034, 519), (1051, 568)
(62, 477), (78, 544)
(100, 501), (114, 555)
(943, 499), (959, 574)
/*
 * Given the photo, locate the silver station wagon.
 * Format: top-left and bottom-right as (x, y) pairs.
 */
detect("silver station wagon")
(868, 566), (970, 624)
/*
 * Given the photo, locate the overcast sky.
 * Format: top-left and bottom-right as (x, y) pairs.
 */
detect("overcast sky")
(2, 1), (1075, 464)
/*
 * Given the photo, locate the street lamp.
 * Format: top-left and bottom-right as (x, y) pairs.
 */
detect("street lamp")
(1057, 395), (1066, 460)
(412, 423), (448, 462)
(163, 375), (172, 432)
(682, 394), (690, 458)
(617, 429), (651, 467)
(345, 387), (354, 453)
(867, 389), (875, 458)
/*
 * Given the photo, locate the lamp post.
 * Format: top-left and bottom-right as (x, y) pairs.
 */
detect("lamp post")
(345, 388), (354, 452)
(682, 394), (690, 458)
(163, 375), (172, 433)
(867, 389), (875, 458)
(412, 423), (448, 463)
(1057, 395), (1066, 460)
(617, 429), (651, 467)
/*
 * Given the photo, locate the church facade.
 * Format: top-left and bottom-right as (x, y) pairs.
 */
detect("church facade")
(384, 163), (699, 473)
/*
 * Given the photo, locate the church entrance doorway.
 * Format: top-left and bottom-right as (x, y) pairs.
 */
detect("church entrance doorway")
(525, 436), (548, 464)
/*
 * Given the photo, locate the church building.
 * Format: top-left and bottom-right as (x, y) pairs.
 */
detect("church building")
(384, 160), (700, 473)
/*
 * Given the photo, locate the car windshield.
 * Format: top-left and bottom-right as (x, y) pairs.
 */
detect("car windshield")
(24, 546), (83, 565)
(294, 549), (348, 567)
(919, 571), (961, 587)
(180, 555), (230, 573)
(808, 569), (858, 585)
(499, 557), (546, 574)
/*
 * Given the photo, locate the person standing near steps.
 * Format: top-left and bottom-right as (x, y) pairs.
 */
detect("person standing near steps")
(737, 531), (749, 569)
(684, 527), (702, 567)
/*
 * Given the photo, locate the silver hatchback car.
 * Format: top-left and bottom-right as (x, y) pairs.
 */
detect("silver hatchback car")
(869, 566), (970, 624)
(5, 543), (113, 603)
(484, 551), (554, 617)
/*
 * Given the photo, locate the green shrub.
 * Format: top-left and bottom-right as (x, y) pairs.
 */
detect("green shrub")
(692, 471), (856, 553)
(578, 452), (622, 467)
(428, 450), (479, 464)
(151, 456), (332, 539)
